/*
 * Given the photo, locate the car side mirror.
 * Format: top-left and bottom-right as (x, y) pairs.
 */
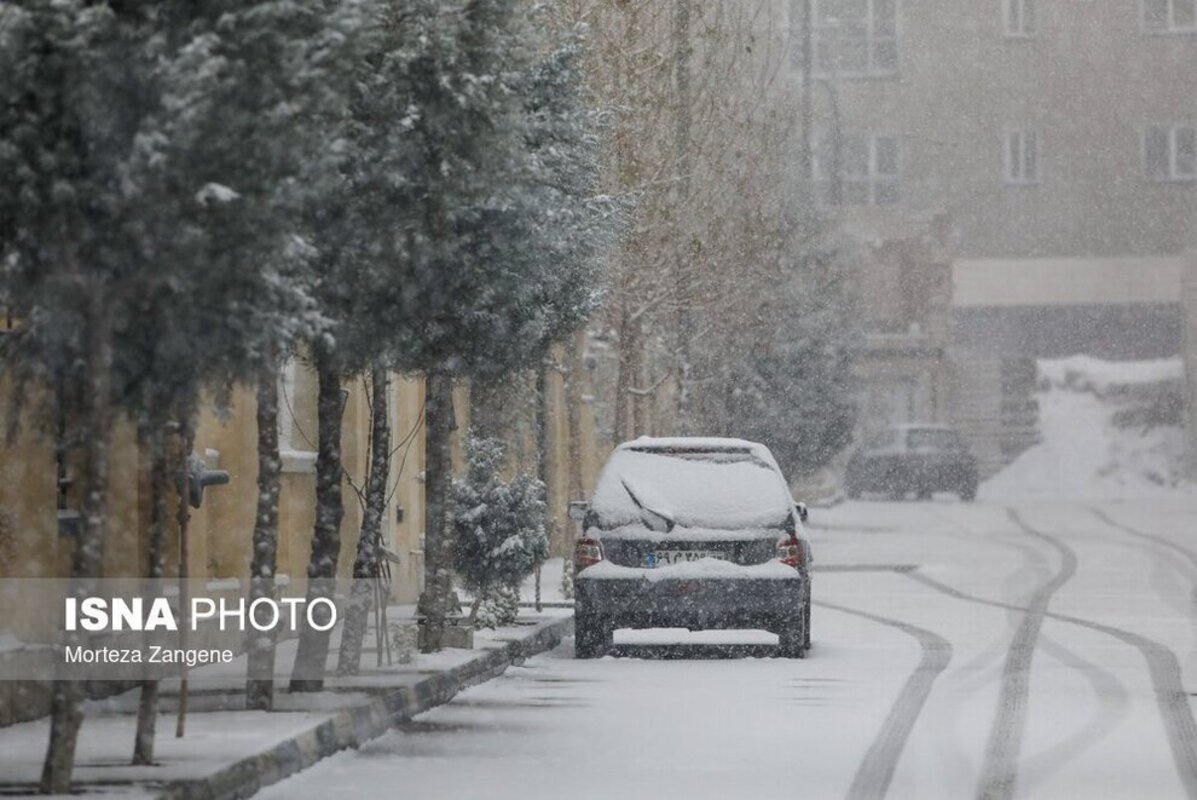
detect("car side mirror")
(568, 501), (589, 522)
(794, 501), (809, 523)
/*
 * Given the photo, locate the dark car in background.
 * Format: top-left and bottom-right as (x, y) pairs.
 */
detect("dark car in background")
(571, 437), (812, 659)
(844, 424), (978, 501)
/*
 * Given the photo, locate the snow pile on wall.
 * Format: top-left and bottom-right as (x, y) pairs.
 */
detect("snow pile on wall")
(982, 355), (1189, 499)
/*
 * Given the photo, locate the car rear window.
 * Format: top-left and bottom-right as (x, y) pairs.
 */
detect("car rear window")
(591, 446), (792, 529)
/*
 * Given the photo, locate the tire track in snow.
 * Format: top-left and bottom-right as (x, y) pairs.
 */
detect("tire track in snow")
(814, 600), (952, 800)
(919, 511), (1131, 795)
(906, 564), (1197, 799)
(923, 509), (1050, 689)
(1089, 506), (1197, 573)
(1089, 506), (1197, 610)
(917, 514), (1054, 793)
(975, 508), (1078, 800)
(1016, 635), (1130, 795)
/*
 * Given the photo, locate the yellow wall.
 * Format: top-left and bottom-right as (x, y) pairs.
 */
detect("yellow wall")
(0, 347), (605, 636)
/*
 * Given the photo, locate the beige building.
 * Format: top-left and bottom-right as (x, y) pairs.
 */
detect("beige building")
(795, 0), (1196, 471)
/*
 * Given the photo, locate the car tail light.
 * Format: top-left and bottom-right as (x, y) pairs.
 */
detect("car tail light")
(777, 535), (803, 568)
(574, 536), (603, 569)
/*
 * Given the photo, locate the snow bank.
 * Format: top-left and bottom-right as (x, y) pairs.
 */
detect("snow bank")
(982, 355), (1189, 500)
(1038, 355), (1182, 394)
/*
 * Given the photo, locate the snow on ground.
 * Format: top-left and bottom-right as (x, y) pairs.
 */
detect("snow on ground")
(255, 497), (1197, 800)
(257, 608), (921, 800)
(982, 355), (1189, 500)
(0, 709), (332, 790)
(0, 610), (571, 796)
(257, 497), (1197, 799)
(3, 499), (1187, 798)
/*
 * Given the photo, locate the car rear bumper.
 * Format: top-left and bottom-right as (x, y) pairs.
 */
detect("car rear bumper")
(574, 571), (807, 630)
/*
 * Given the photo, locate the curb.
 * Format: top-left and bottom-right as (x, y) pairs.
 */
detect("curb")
(156, 615), (573, 800)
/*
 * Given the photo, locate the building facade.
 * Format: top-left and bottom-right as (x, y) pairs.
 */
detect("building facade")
(795, 0), (1196, 471)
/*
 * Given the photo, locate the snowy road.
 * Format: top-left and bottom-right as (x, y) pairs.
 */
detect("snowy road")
(259, 497), (1197, 800)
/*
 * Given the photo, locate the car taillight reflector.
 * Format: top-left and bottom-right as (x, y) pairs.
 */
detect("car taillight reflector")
(777, 535), (803, 568)
(574, 537), (603, 569)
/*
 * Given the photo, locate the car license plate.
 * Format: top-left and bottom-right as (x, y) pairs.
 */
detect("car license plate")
(644, 550), (727, 567)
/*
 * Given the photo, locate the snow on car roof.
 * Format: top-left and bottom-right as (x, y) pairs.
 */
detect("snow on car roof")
(593, 437), (793, 529)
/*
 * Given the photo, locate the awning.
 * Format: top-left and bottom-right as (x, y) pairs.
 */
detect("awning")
(953, 256), (1185, 308)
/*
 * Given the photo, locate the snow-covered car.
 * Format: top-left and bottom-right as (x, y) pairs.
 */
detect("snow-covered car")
(571, 437), (812, 659)
(844, 424), (978, 501)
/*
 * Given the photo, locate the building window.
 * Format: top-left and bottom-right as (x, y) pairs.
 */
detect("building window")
(1144, 0), (1197, 32)
(1145, 124), (1196, 181)
(814, 132), (900, 205)
(278, 357), (320, 451)
(1005, 129), (1040, 184)
(813, 0), (898, 77)
(1005, 0), (1035, 36)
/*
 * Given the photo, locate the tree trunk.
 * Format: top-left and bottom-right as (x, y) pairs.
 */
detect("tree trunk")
(632, 329), (651, 436)
(246, 356), (282, 709)
(467, 582), (487, 625)
(336, 367), (391, 676)
(290, 345), (345, 692)
(417, 371), (457, 653)
(533, 359), (552, 605)
(174, 421), (195, 738)
(614, 308), (637, 443)
(41, 307), (111, 794)
(673, 0), (695, 436)
(565, 333), (586, 508)
(132, 422), (168, 764)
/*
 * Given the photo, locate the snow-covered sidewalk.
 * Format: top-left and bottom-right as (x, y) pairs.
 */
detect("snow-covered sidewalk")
(0, 608), (572, 799)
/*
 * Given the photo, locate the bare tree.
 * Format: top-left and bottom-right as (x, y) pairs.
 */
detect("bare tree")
(557, 0), (807, 443)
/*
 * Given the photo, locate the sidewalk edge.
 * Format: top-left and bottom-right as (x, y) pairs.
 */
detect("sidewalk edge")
(156, 615), (573, 800)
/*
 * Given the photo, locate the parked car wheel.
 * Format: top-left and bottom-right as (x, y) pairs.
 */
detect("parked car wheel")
(777, 611), (808, 659)
(574, 613), (611, 659)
